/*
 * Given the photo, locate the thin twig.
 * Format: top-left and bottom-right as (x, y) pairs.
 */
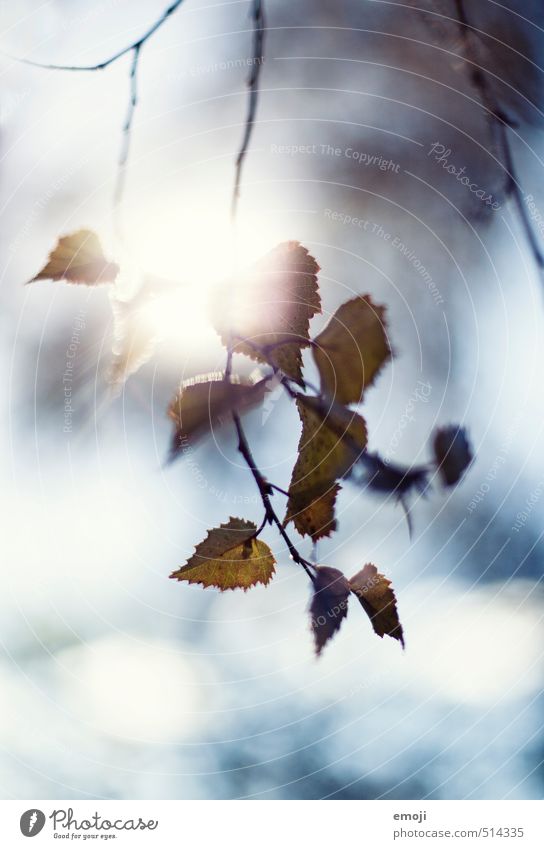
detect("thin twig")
(247, 511), (268, 541)
(455, 0), (544, 271)
(1, 0), (185, 72)
(113, 44), (141, 230)
(224, 349), (315, 580)
(232, 409), (316, 582)
(3, 0), (186, 217)
(231, 0), (266, 219)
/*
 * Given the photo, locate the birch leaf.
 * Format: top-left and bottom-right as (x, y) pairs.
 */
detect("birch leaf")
(28, 230), (119, 286)
(170, 518), (275, 590)
(168, 375), (268, 459)
(349, 563), (404, 647)
(285, 396), (367, 540)
(313, 296), (390, 403)
(433, 425), (473, 486)
(310, 566), (350, 656)
(213, 241), (321, 383)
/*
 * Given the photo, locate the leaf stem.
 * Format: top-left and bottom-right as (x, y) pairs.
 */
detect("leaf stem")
(269, 482), (290, 497)
(247, 512), (268, 541)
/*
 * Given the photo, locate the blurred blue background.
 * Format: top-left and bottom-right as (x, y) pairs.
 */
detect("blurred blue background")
(0, 0), (543, 799)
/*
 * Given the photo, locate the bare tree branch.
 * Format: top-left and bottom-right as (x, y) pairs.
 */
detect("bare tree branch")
(1, 0), (185, 72)
(2, 0), (186, 217)
(455, 0), (544, 272)
(4, 0), (266, 225)
(231, 0), (266, 219)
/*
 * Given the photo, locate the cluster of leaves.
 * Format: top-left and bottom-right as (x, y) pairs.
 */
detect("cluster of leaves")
(29, 229), (473, 656)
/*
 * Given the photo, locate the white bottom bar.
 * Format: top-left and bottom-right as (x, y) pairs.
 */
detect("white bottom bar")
(1, 800), (543, 848)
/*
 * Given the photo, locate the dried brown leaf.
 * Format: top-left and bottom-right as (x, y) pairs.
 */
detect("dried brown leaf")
(168, 375), (268, 458)
(349, 563), (404, 647)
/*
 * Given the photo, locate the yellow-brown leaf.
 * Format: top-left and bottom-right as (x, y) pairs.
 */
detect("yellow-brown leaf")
(285, 484), (340, 541)
(313, 295), (390, 404)
(285, 396), (367, 540)
(170, 518), (276, 590)
(28, 230), (119, 286)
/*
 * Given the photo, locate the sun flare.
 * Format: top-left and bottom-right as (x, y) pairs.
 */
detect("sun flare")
(117, 192), (289, 356)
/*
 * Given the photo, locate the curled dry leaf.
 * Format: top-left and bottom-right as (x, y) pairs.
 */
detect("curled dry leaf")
(285, 396), (367, 540)
(349, 563), (404, 647)
(213, 241), (321, 383)
(168, 375), (268, 459)
(170, 517), (276, 591)
(28, 229), (119, 286)
(310, 566), (351, 656)
(433, 425), (473, 486)
(313, 295), (391, 404)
